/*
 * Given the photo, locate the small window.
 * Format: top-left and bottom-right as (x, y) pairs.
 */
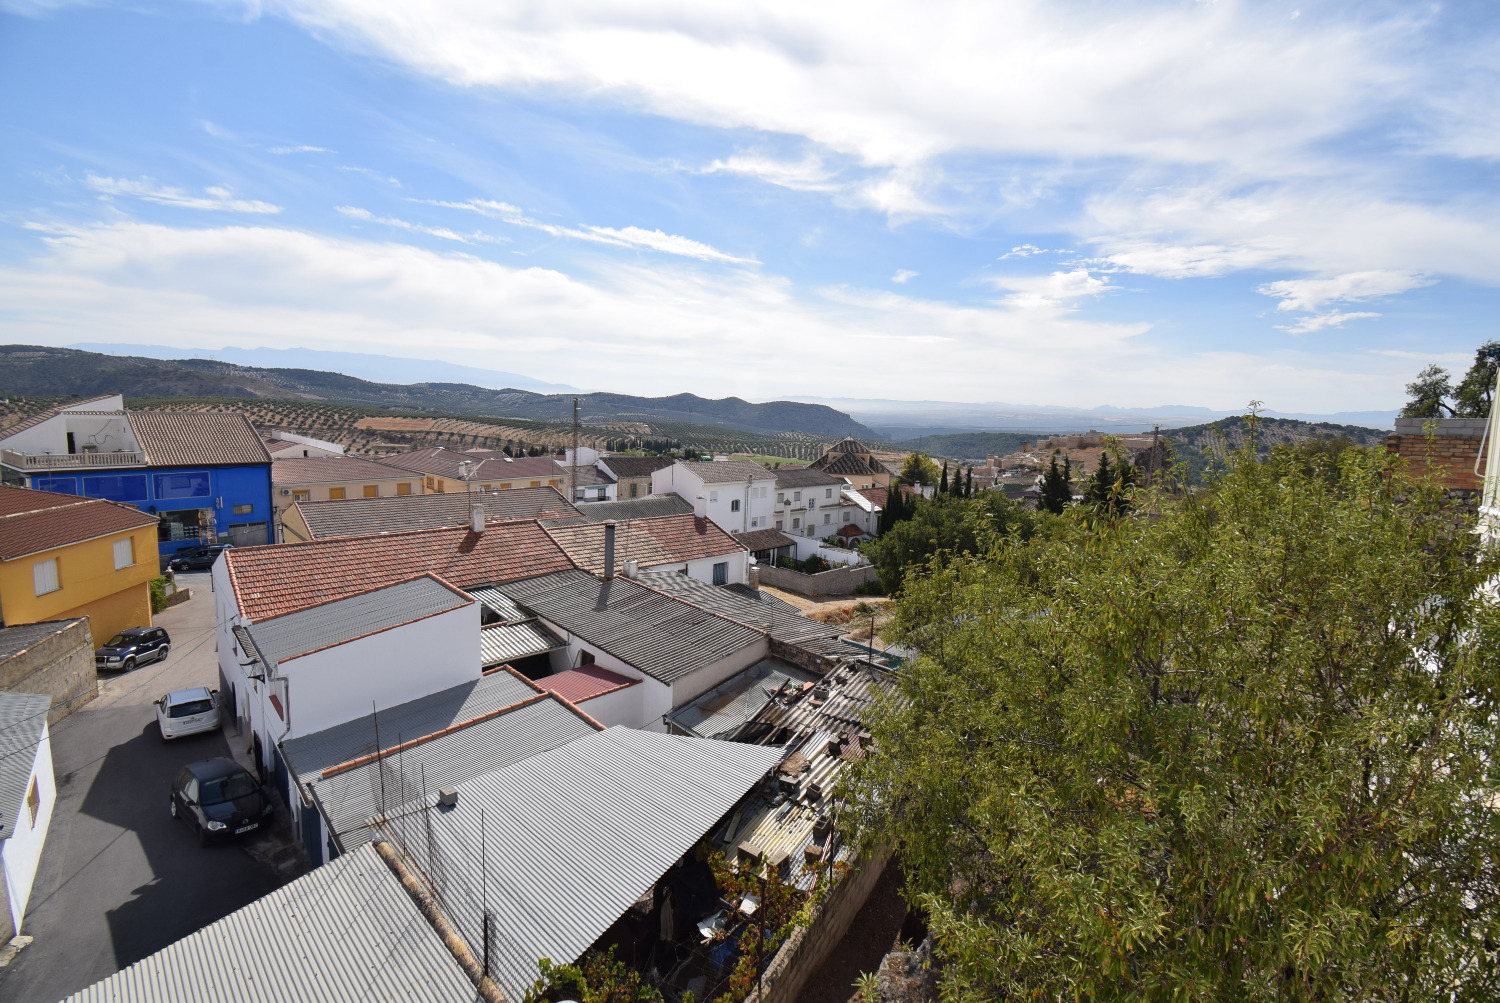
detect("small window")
(33, 558), (59, 596)
(730, 499), (741, 512)
(436, 480), (446, 493)
(777, 493), (785, 503)
(26, 777), (39, 828)
(232, 503), (253, 515)
(843, 511), (852, 522)
(793, 490), (801, 502)
(397, 482), (412, 495)
(775, 520), (783, 530)
(328, 487), (346, 500)
(750, 517), (759, 528)
(292, 489), (310, 502)
(529, 481), (540, 488)
(363, 485), (378, 497)
(712, 561), (728, 586)
(112, 537), (135, 570)
(824, 513), (832, 524)
(579, 650), (596, 666)
(792, 518), (801, 529)
(825, 488), (833, 498)
(481, 484), (491, 492)
(709, 491), (719, 503)
(630, 483), (639, 498)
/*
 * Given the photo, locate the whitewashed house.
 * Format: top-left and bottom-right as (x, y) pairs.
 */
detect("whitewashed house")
(656, 460), (777, 535)
(0, 691), (54, 942)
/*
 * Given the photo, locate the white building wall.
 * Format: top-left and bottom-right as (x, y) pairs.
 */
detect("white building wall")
(571, 681), (643, 728)
(536, 620), (674, 731)
(670, 639), (771, 707)
(659, 463), (776, 535)
(1, 724), (54, 938)
(276, 602), (480, 740)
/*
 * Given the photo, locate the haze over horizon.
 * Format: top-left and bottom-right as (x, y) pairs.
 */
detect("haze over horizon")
(3, 1), (1495, 413)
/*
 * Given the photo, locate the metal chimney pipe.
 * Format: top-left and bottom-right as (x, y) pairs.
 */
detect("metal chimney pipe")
(471, 499), (485, 534)
(623, 557), (638, 579)
(603, 520), (617, 579)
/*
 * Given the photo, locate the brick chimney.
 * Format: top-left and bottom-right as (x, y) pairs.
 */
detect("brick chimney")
(748, 563), (760, 591)
(470, 498), (485, 534)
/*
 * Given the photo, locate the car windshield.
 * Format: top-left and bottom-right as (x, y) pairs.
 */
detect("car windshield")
(168, 699), (213, 719)
(103, 634), (132, 647)
(198, 771), (258, 805)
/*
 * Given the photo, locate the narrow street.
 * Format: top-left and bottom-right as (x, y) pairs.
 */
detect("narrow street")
(0, 574), (295, 1003)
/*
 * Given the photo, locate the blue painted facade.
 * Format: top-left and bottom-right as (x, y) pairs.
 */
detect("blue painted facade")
(29, 462), (273, 561)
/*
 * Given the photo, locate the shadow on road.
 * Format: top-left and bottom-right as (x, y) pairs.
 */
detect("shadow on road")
(78, 721), (280, 969)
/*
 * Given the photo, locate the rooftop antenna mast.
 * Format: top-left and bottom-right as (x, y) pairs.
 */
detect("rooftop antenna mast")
(571, 397), (580, 504)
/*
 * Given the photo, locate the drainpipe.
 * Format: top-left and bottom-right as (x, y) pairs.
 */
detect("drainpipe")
(743, 477), (752, 532)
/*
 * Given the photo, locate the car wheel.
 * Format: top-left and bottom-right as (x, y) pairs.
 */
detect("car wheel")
(123, 657), (136, 672)
(157, 646), (170, 662)
(169, 797), (177, 818)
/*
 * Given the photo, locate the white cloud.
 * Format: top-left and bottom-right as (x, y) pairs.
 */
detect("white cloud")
(699, 153), (840, 192)
(0, 220), (1420, 408)
(987, 269), (1113, 310)
(1257, 270), (1433, 313)
(335, 205), (498, 244)
(85, 175), (282, 214)
(891, 269), (917, 284)
(1000, 244), (1049, 259)
(1277, 310), (1382, 334)
(335, 165), (402, 186)
(421, 198), (757, 263)
(268, 145), (332, 154)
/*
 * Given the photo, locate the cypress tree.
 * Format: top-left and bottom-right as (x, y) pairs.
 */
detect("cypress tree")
(939, 462), (949, 495)
(1040, 452), (1072, 514)
(965, 467), (974, 498)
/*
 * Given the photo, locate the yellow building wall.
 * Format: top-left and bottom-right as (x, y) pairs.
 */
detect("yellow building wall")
(0, 523), (157, 643)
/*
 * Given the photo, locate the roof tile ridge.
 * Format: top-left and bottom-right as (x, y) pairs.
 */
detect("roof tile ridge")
(0, 496), (103, 519)
(535, 521), (583, 572)
(254, 571), (471, 624)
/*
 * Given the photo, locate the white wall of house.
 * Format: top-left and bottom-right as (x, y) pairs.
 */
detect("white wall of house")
(1, 411), (138, 457)
(670, 638), (770, 707)
(658, 463), (776, 535)
(792, 538), (867, 566)
(1, 723), (54, 939)
(274, 603), (479, 741)
(571, 681), (643, 728)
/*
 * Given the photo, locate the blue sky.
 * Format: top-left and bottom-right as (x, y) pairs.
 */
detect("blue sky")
(0, 0), (1495, 411)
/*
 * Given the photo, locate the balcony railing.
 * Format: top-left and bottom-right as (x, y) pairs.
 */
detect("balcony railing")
(1, 448), (147, 470)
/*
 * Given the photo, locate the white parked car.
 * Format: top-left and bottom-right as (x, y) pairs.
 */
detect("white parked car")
(155, 687), (221, 741)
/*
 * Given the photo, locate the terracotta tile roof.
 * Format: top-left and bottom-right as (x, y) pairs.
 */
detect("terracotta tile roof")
(542, 513), (745, 576)
(858, 487), (888, 507)
(272, 456), (417, 485)
(733, 528), (797, 551)
(597, 455), (674, 478)
(559, 465), (615, 487)
(681, 459), (776, 483)
(128, 411), (271, 466)
(224, 520), (578, 621)
(0, 484), (157, 561)
(297, 488), (579, 539)
(0, 407), (62, 440)
(811, 451), (891, 477)
(376, 447), (564, 481)
(534, 665), (639, 703)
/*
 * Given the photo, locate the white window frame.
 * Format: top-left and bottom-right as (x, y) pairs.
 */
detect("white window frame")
(33, 558), (60, 596)
(825, 488), (833, 499)
(113, 536), (135, 570)
(709, 490), (719, 503)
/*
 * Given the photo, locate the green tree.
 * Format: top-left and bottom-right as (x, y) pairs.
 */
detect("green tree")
(964, 466), (974, 498)
(1084, 449), (1138, 517)
(899, 452), (942, 487)
(1400, 363), (1454, 419)
(938, 461), (949, 495)
(847, 445), (1500, 1001)
(864, 492), (1031, 591)
(1039, 451), (1072, 514)
(1452, 340), (1500, 417)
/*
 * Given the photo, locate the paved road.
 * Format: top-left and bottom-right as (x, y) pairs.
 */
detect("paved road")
(0, 574), (294, 1003)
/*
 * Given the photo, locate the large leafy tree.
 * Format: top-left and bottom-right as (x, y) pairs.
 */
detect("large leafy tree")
(900, 451), (942, 487)
(864, 492), (1031, 592)
(1039, 451), (1073, 514)
(848, 445), (1500, 1001)
(1401, 364), (1455, 418)
(1452, 340), (1500, 417)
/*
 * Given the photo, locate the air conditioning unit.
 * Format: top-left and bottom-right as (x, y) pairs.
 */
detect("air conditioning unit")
(279, 487), (292, 496)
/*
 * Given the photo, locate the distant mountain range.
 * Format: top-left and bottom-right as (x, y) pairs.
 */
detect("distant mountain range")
(0, 345), (875, 439)
(796, 395), (1398, 436)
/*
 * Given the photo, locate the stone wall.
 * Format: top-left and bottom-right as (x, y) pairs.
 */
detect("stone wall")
(759, 562), (879, 597)
(0, 618), (96, 723)
(743, 845), (895, 1003)
(1386, 417), (1485, 494)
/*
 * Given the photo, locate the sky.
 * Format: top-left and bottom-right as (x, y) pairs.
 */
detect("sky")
(0, 0), (1495, 412)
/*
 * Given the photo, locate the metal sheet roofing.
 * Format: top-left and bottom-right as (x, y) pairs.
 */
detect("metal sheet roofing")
(284, 670), (600, 848)
(636, 570), (851, 660)
(479, 619), (566, 667)
(534, 665), (638, 703)
(60, 842), (479, 1003)
(0, 690), (49, 845)
(542, 494), (692, 524)
(466, 586), (528, 622)
(378, 727), (786, 1003)
(499, 570), (763, 684)
(663, 659), (819, 739)
(240, 574), (471, 673)
(298, 487), (579, 539)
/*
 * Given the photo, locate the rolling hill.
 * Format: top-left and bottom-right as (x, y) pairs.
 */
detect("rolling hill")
(0, 345), (874, 439)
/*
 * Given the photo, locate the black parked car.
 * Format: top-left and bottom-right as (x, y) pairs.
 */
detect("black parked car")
(169, 759), (273, 845)
(169, 544), (232, 572)
(95, 627), (171, 671)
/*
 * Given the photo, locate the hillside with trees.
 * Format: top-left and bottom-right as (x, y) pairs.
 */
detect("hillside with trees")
(1165, 415), (1386, 482)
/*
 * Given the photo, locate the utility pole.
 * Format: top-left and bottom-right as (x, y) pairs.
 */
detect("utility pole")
(571, 397), (580, 503)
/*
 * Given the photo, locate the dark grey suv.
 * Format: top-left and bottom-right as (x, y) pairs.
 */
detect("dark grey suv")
(95, 627), (170, 671)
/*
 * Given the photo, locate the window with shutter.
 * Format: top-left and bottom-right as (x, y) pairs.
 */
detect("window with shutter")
(33, 558), (59, 596)
(113, 537), (135, 570)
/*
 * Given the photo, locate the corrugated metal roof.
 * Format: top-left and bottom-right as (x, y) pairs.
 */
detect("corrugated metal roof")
(636, 570), (851, 660)
(284, 673), (599, 848)
(0, 691), (49, 844)
(499, 570), (763, 684)
(466, 586), (528, 621)
(664, 659), (819, 739)
(60, 842), (479, 1003)
(479, 619), (566, 667)
(378, 727), (786, 1003)
(534, 665), (637, 703)
(541, 494), (692, 524)
(241, 575), (471, 673)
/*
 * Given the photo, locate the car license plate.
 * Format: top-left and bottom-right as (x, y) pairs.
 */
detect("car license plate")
(234, 823), (258, 834)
